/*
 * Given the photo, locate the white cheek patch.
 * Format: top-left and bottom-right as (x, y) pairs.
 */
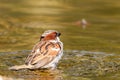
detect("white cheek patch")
(51, 48), (60, 51)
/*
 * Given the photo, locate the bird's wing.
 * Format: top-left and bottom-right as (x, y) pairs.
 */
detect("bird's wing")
(25, 41), (43, 64)
(25, 41), (61, 67)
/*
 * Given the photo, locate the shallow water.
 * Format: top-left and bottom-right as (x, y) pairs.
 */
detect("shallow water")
(0, 50), (120, 80)
(0, 0), (120, 53)
(0, 0), (120, 80)
(0, 0), (120, 52)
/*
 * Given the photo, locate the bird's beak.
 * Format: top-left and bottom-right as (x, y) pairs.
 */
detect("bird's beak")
(57, 32), (61, 37)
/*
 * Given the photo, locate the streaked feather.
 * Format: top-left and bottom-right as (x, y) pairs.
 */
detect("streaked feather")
(9, 30), (63, 70)
(25, 40), (61, 68)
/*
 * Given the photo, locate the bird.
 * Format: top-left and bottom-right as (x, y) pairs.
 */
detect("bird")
(81, 18), (87, 29)
(9, 30), (63, 70)
(73, 18), (88, 29)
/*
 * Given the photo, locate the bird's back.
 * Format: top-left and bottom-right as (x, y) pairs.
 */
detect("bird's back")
(25, 40), (63, 69)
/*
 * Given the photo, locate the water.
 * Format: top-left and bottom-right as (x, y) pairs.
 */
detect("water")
(0, 0), (120, 53)
(0, 50), (120, 80)
(0, 0), (120, 80)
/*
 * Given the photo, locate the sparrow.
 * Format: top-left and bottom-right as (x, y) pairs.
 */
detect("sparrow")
(9, 30), (63, 70)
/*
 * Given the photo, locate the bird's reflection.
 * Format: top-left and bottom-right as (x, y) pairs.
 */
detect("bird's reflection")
(1, 69), (63, 80)
(29, 69), (63, 80)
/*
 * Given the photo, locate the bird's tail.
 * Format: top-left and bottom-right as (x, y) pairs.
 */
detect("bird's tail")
(9, 64), (33, 70)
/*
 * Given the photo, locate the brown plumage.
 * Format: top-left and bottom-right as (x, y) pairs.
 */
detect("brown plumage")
(9, 30), (63, 70)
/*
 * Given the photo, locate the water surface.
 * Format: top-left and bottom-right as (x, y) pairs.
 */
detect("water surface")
(0, 0), (120, 80)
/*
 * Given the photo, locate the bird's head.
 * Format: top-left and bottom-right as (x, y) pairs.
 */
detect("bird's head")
(40, 30), (61, 41)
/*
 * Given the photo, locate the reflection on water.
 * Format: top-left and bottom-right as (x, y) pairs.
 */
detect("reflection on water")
(0, 51), (63, 80)
(0, 0), (120, 80)
(0, 50), (120, 80)
(18, 0), (66, 15)
(0, 0), (70, 23)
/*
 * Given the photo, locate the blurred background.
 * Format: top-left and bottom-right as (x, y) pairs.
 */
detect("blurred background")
(0, 0), (120, 80)
(0, 0), (120, 53)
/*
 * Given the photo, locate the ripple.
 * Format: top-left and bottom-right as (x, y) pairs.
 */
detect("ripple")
(0, 50), (120, 80)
